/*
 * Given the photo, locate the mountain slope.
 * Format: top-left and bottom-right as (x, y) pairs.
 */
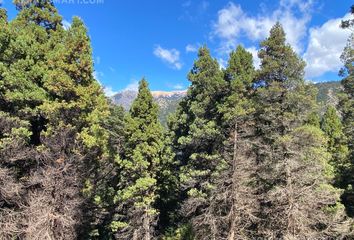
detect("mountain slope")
(315, 81), (342, 105)
(111, 90), (186, 125)
(111, 81), (342, 125)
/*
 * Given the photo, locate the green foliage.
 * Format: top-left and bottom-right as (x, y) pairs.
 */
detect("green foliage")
(341, 5), (354, 29)
(0, 1), (114, 239)
(169, 46), (226, 211)
(219, 45), (255, 125)
(321, 106), (349, 178)
(110, 221), (129, 232)
(13, 0), (62, 30)
(315, 81), (342, 106)
(306, 111), (321, 128)
(162, 224), (195, 240)
(1, 2), (353, 239)
(339, 33), (354, 159)
(254, 23), (350, 238)
(112, 79), (166, 238)
(166, 46), (233, 238)
(338, 6), (354, 217)
(257, 22), (306, 86)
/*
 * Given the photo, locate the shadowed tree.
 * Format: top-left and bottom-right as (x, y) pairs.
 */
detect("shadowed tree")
(187, 45), (258, 240)
(338, 5), (354, 217)
(168, 46), (227, 237)
(0, 1), (112, 239)
(254, 23), (351, 239)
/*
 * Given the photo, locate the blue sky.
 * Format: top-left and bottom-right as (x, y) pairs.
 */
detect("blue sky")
(1, 0), (352, 95)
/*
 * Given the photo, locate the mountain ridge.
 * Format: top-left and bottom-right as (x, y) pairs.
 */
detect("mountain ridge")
(111, 89), (187, 125)
(111, 81), (342, 125)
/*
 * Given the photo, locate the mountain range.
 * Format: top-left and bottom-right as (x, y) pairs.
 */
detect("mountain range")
(111, 90), (187, 125)
(111, 81), (342, 125)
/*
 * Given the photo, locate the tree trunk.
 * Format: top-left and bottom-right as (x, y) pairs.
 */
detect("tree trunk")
(133, 230), (138, 240)
(143, 209), (151, 240)
(228, 122), (238, 240)
(285, 160), (295, 238)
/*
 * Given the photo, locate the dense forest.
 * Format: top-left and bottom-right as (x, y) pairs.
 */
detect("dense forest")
(0, 1), (353, 239)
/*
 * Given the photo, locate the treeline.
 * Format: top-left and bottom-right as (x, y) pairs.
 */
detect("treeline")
(0, 1), (353, 239)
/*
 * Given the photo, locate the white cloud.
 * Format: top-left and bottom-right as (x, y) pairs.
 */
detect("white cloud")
(123, 80), (139, 91)
(180, 0), (210, 21)
(153, 45), (183, 70)
(213, 1), (312, 54)
(303, 14), (352, 79)
(213, 1), (351, 79)
(103, 86), (118, 97)
(218, 58), (227, 69)
(95, 56), (101, 65)
(93, 71), (118, 97)
(93, 71), (104, 84)
(186, 44), (199, 53)
(172, 83), (184, 90)
(213, 3), (243, 41)
(246, 46), (261, 70)
(279, 0), (314, 13)
(62, 19), (71, 30)
(109, 67), (116, 72)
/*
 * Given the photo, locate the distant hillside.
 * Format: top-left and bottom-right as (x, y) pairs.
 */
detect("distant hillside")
(111, 81), (342, 125)
(111, 90), (186, 125)
(315, 81), (342, 105)
(111, 90), (138, 110)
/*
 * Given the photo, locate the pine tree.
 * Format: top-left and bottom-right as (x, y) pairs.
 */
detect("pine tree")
(339, 5), (354, 164)
(257, 22), (305, 87)
(339, 33), (354, 159)
(39, 14), (112, 239)
(321, 106), (349, 185)
(338, 5), (354, 217)
(112, 79), (164, 240)
(0, 2), (67, 237)
(89, 104), (126, 239)
(0, 2), (112, 238)
(13, 0), (62, 30)
(221, 45), (257, 240)
(191, 45), (257, 239)
(254, 23), (350, 238)
(169, 46), (226, 236)
(155, 130), (180, 236)
(306, 111), (321, 128)
(341, 5), (354, 29)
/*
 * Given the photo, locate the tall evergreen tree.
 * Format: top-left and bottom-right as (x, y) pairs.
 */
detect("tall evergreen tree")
(257, 22), (305, 87)
(321, 106), (349, 185)
(339, 32), (354, 159)
(0, 1), (112, 238)
(89, 104), (126, 239)
(189, 45), (257, 239)
(155, 130), (179, 237)
(13, 0), (62, 30)
(0, 2), (67, 237)
(338, 5), (354, 217)
(169, 46), (226, 235)
(254, 23), (350, 238)
(221, 45), (257, 240)
(112, 79), (164, 240)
